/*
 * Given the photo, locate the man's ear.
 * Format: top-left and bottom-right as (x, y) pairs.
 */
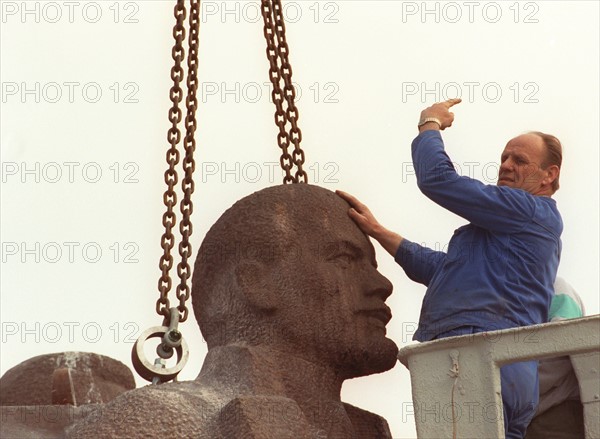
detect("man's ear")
(235, 261), (279, 312)
(543, 165), (560, 187)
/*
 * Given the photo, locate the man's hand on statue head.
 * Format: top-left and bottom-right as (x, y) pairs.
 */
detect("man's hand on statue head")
(336, 190), (381, 236)
(418, 98), (462, 132)
(336, 190), (403, 257)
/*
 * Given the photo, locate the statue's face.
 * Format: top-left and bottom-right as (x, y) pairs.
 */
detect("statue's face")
(193, 185), (398, 377)
(273, 197), (399, 378)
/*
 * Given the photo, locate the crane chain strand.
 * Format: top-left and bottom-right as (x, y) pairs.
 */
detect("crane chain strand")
(261, 0), (307, 184)
(157, 0), (187, 321)
(157, 0), (199, 324)
(176, 0), (201, 323)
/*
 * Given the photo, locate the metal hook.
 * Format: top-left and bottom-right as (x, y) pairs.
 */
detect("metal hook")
(156, 308), (183, 359)
(131, 308), (189, 384)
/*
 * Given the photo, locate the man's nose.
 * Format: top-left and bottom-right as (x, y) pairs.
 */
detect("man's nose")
(500, 158), (514, 172)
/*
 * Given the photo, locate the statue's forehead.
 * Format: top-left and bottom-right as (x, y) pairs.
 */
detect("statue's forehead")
(222, 185), (377, 260)
(279, 191), (375, 255)
(305, 219), (377, 264)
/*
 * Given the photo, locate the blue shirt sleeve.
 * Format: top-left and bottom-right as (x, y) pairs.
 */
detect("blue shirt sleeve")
(412, 130), (538, 233)
(395, 239), (446, 286)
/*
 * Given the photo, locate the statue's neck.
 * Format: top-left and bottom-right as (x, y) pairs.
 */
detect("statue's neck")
(197, 345), (362, 437)
(198, 344), (344, 402)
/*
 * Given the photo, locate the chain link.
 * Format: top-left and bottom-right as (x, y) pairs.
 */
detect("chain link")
(156, 0), (199, 324)
(156, 0), (303, 324)
(261, 0), (307, 184)
(175, 0), (200, 323)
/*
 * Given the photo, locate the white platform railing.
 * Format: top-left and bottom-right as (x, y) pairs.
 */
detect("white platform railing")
(397, 315), (600, 439)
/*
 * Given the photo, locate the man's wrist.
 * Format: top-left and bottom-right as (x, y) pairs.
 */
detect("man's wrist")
(370, 224), (386, 242)
(418, 121), (441, 133)
(418, 117), (441, 128)
(372, 226), (403, 257)
(418, 116), (442, 133)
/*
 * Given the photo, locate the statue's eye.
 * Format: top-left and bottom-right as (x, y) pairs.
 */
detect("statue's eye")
(333, 253), (354, 268)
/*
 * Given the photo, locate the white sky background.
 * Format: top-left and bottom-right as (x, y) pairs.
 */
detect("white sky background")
(1, 1), (598, 437)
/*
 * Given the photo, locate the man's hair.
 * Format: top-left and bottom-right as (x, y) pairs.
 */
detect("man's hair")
(530, 131), (562, 192)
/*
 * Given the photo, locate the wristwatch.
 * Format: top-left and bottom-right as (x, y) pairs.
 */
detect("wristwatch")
(418, 117), (442, 128)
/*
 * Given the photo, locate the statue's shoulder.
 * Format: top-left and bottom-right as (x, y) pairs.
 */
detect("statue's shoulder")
(215, 395), (319, 439)
(68, 388), (321, 439)
(343, 402), (393, 439)
(66, 381), (222, 439)
(67, 381), (393, 438)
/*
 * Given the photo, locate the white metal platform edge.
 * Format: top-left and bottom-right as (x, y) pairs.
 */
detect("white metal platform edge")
(397, 315), (600, 439)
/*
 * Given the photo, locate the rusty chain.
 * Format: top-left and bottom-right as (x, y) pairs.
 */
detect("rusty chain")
(155, 0), (302, 324)
(261, 0), (307, 183)
(156, 0), (200, 324)
(175, 0), (200, 323)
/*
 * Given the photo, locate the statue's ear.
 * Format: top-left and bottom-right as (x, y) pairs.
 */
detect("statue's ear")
(234, 261), (278, 312)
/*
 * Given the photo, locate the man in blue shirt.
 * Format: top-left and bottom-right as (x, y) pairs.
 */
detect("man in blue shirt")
(337, 98), (563, 439)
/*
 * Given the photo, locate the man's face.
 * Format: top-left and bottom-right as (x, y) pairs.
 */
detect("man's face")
(497, 133), (552, 195)
(274, 202), (398, 379)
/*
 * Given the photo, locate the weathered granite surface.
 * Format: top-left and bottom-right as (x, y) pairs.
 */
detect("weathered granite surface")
(8, 185), (399, 438)
(1, 352), (135, 438)
(1, 352), (135, 407)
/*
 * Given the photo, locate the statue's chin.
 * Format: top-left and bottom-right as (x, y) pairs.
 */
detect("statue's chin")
(337, 337), (399, 379)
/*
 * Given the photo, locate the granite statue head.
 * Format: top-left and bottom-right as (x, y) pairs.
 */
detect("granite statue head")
(192, 184), (398, 378)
